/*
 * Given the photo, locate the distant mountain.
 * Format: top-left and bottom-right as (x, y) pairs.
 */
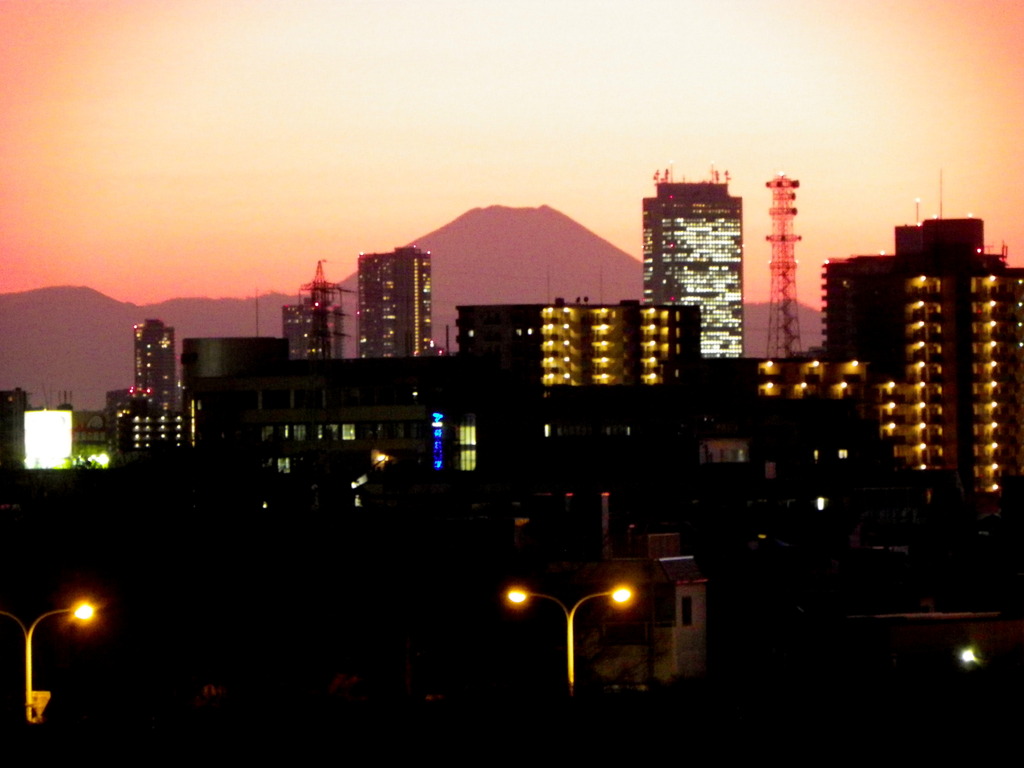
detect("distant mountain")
(411, 204), (643, 349)
(0, 286), (293, 410)
(1, 206), (822, 410)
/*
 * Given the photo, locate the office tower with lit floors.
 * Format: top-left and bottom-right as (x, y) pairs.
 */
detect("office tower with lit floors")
(824, 218), (1024, 497)
(643, 174), (743, 357)
(358, 246), (432, 358)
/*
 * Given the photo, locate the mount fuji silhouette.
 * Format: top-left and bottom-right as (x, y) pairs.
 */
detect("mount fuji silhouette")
(1, 205), (818, 409)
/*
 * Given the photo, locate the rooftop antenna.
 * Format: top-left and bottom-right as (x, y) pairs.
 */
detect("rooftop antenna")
(915, 198), (921, 225)
(939, 169), (944, 219)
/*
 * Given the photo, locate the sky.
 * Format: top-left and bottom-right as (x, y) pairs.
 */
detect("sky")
(2, 0), (1022, 309)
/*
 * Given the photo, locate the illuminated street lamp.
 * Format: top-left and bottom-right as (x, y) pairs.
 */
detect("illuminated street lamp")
(507, 587), (632, 696)
(0, 603), (96, 724)
(959, 647), (979, 666)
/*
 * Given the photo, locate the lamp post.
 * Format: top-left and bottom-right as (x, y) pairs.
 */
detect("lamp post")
(0, 603), (95, 724)
(507, 587), (631, 697)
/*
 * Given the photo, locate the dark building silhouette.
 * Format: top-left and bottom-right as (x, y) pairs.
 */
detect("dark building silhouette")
(643, 177), (743, 357)
(823, 218), (1024, 496)
(0, 388), (28, 468)
(358, 246), (432, 358)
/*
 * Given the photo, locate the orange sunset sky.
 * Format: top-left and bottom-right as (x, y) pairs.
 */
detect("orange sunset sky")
(2, 0), (1022, 309)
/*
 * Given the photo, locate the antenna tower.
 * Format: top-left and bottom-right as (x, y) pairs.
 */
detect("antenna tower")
(766, 174), (802, 358)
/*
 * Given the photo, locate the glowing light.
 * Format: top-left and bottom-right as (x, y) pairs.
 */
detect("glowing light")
(507, 590), (527, 603)
(73, 604), (95, 620)
(611, 588), (632, 603)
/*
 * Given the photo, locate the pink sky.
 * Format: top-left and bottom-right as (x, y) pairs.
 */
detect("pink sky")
(3, 0), (1022, 308)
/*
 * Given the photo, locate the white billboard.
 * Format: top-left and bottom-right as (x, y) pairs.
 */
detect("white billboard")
(24, 410), (73, 469)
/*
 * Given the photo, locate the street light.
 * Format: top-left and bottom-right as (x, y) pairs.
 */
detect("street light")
(0, 602), (96, 724)
(506, 587), (632, 696)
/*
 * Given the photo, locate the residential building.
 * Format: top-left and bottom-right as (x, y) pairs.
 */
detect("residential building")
(823, 218), (1024, 496)
(284, 261), (347, 362)
(134, 319), (177, 412)
(283, 299), (344, 361)
(358, 246), (432, 358)
(642, 178), (743, 357)
(457, 298), (700, 385)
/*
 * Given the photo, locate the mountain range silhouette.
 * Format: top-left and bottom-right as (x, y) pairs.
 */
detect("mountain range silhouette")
(0, 205), (819, 409)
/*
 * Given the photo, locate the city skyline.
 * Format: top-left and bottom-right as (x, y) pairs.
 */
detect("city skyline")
(3, 1), (1022, 310)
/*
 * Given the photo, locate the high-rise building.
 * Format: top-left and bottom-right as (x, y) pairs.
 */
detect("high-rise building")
(284, 300), (344, 361)
(283, 261), (347, 361)
(643, 177), (743, 357)
(823, 218), (1024, 496)
(358, 246), (432, 358)
(133, 319), (177, 412)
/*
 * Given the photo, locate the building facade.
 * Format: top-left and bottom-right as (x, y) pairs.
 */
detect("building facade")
(134, 319), (177, 412)
(283, 299), (344, 361)
(457, 299), (701, 385)
(358, 246), (432, 358)
(823, 218), (1024, 496)
(643, 180), (744, 357)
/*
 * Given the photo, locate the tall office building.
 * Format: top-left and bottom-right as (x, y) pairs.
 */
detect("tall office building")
(824, 218), (1024, 496)
(134, 319), (177, 412)
(643, 177), (743, 357)
(358, 246), (432, 358)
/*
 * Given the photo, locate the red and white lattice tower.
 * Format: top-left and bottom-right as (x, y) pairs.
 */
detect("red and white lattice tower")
(766, 174), (802, 357)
